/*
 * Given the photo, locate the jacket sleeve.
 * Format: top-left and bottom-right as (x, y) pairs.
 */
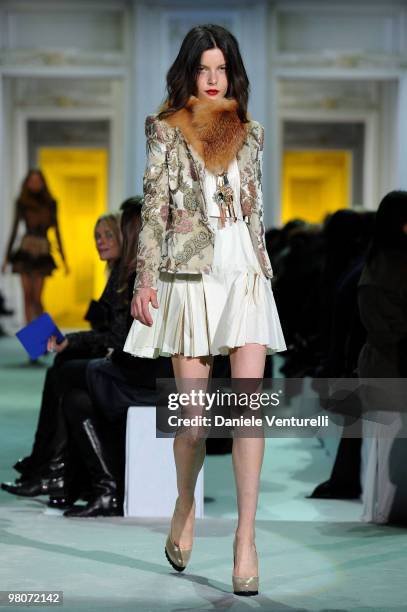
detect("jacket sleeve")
(133, 116), (171, 291)
(65, 265), (127, 358)
(65, 304), (127, 357)
(253, 122), (273, 277)
(255, 123), (265, 211)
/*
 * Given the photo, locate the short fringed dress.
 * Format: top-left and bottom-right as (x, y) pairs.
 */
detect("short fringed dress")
(123, 157), (286, 359)
(8, 198), (58, 277)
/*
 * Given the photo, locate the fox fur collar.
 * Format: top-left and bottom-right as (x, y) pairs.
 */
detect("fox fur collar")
(162, 96), (248, 174)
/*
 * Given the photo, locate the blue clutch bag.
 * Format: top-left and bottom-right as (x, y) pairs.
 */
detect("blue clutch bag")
(16, 313), (65, 359)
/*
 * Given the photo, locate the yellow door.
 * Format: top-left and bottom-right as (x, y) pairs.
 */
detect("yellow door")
(39, 148), (108, 329)
(282, 150), (351, 224)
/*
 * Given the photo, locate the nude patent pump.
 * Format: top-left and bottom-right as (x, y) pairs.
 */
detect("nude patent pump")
(232, 538), (259, 596)
(164, 498), (194, 572)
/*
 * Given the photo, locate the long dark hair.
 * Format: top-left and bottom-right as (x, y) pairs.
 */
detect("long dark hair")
(158, 24), (249, 123)
(19, 169), (55, 206)
(366, 190), (407, 263)
(118, 196), (143, 296)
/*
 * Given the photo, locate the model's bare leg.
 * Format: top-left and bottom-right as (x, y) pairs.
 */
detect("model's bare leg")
(32, 275), (45, 318)
(229, 343), (266, 578)
(20, 273), (34, 323)
(170, 354), (213, 549)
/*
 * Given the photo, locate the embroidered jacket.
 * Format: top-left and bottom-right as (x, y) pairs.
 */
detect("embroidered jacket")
(134, 98), (273, 290)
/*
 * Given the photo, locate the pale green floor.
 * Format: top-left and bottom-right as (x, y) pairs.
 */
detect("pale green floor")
(0, 337), (406, 612)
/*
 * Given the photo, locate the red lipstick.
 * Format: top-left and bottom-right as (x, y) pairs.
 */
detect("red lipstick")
(206, 89), (219, 96)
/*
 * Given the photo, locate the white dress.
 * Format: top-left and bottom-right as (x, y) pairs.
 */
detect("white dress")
(123, 158), (286, 358)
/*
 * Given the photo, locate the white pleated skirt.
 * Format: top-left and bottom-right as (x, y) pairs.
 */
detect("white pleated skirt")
(123, 218), (286, 358)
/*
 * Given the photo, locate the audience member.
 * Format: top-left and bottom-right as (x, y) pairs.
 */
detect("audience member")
(60, 198), (172, 517)
(358, 191), (407, 523)
(1, 212), (124, 500)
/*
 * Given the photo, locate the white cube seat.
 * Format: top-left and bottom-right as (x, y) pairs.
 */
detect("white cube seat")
(124, 406), (204, 518)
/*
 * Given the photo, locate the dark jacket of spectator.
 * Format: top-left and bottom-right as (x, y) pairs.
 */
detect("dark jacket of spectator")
(358, 248), (407, 378)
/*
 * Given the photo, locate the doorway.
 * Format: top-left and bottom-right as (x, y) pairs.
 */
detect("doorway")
(282, 150), (351, 224)
(281, 121), (364, 224)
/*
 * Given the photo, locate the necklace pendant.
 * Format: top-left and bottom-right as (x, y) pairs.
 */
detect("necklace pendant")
(213, 172), (236, 227)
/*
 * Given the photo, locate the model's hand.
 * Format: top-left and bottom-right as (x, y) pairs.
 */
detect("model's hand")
(1, 259), (9, 274)
(131, 288), (158, 326)
(47, 335), (69, 353)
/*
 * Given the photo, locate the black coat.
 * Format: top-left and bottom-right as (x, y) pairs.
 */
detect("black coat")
(64, 262), (128, 359)
(358, 249), (407, 378)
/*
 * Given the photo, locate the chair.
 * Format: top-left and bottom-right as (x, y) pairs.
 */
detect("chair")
(124, 406), (204, 518)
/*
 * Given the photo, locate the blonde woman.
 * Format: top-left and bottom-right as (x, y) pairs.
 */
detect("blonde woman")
(124, 25), (286, 596)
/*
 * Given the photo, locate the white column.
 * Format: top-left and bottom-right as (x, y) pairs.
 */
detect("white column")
(268, 3), (282, 229)
(268, 74), (282, 229)
(239, 1), (273, 228)
(131, 1), (168, 198)
(378, 80), (398, 199)
(396, 73), (407, 189)
(0, 73), (22, 331)
(0, 75), (5, 263)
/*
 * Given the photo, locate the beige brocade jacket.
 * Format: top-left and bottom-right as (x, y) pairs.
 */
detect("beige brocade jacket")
(134, 114), (274, 290)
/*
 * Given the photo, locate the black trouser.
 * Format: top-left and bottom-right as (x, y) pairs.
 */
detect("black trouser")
(24, 356), (91, 478)
(329, 435), (362, 492)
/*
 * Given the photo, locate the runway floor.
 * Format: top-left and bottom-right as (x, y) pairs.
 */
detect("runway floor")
(0, 337), (406, 611)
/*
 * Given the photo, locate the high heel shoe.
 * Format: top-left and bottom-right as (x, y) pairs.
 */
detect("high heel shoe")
(164, 534), (191, 572)
(164, 499), (194, 572)
(232, 538), (259, 596)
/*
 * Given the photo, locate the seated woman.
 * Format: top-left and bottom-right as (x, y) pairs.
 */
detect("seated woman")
(60, 198), (172, 517)
(1, 212), (126, 498)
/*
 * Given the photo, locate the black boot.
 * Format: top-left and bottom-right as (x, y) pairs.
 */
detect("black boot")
(64, 419), (121, 518)
(48, 485), (92, 510)
(47, 460), (91, 510)
(1, 470), (66, 497)
(13, 456), (34, 475)
(1, 477), (51, 497)
(42, 404), (76, 506)
(2, 402), (74, 499)
(309, 435), (362, 500)
(2, 446), (70, 499)
(309, 479), (361, 499)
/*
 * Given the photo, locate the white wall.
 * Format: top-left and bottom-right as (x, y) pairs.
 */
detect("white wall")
(131, 0), (269, 205)
(2, 0), (407, 325)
